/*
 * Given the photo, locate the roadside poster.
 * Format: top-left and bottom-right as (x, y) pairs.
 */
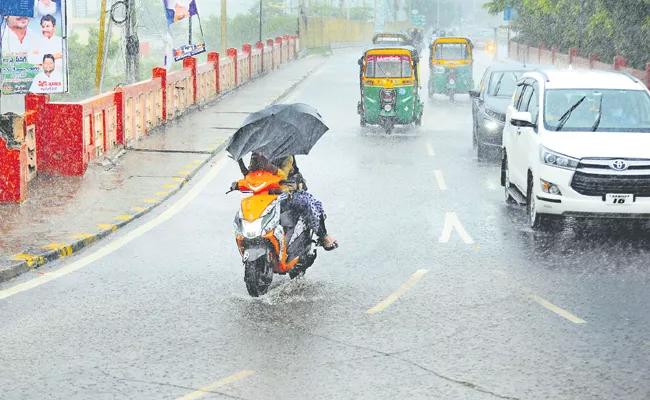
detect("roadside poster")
(162, 0), (206, 63)
(0, 0), (68, 95)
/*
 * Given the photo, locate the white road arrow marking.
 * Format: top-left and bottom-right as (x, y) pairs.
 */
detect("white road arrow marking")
(438, 212), (474, 244)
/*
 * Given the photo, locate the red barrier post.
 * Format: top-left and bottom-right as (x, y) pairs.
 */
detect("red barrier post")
(256, 41), (265, 74)
(551, 46), (558, 65)
(114, 90), (125, 145)
(569, 48), (578, 65)
(646, 62), (650, 89)
(208, 52), (220, 94)
(242, 43), (252, 81)
(588, 53), (600, 69)
(275, 37), (283, 64)
(152, 67), (167, 121)
(183, 57), (198, 105)
(0, 119), (27, 203)
(614, 56), (627, 70)
(227, 47), (238, 86)
(267, 39), (275, 69)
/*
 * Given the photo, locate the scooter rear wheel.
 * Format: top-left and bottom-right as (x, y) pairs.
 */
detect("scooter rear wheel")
(244, 259), (273, 297)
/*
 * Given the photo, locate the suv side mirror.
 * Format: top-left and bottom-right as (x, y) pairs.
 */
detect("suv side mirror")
(510, 111), (535, 128)
(358, 58), (364, 66)
(469, 89), (480, 99)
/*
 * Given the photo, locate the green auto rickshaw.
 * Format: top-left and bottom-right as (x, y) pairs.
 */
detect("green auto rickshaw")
(428, 37), (474, 101)
(357, 45), (424, 134)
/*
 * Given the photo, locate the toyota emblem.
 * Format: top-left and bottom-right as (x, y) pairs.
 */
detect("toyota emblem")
(610, 159), (628, 171)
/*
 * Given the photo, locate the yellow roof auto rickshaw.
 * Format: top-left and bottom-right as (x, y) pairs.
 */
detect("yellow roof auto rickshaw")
(428, 37), (475, 101)
(357, 45), (424, 134)
(372, 32), (408, 46)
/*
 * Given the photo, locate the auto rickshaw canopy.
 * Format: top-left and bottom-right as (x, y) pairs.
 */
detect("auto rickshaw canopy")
(372, 32), (409, 46)
(429, 37), (474, 66)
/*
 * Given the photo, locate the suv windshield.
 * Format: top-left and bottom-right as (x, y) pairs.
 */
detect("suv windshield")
(433, 43), (469, 60)
(544, 89), (650, 132)
(488, 71), (522, 97)
(365, 55), (412, 78)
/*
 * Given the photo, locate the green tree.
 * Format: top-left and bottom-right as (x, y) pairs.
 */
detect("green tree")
(53, 27), (121, 101)
(484, 0), (650, 69)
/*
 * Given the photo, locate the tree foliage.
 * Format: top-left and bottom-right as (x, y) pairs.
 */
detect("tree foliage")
(52, 27), (121, 101)
(484, 0), (650, 69)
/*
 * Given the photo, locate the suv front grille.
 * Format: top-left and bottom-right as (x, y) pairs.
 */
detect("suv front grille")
(570, 158), (650, 197)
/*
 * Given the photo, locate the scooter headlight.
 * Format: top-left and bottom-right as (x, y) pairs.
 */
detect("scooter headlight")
(241, 219), (263, 239)
(384, 104), (392, 112)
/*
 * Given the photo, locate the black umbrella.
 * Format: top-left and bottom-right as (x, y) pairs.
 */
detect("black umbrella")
(226, 103), (329, 161)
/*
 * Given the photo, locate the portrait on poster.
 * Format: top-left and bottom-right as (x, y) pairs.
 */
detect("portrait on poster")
(1, 0), (68, 95)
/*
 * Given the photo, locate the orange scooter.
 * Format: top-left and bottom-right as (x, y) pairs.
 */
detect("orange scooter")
(228, 170), (317, 297)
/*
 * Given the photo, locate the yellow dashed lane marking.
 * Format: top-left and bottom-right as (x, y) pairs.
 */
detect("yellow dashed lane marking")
(143, 199), (160, 204)
(192, 159), (202, 163)
(176, 370), (255, 400)
(492, 269), (587, 324)
(367, 269), (428, 315)
(162, 184), (178, 189)
(131, 206), (147, 212)
(173, 177), (186, 182)
(155, 191), (169, 196)
(114, 215), (133, 221)
(96, 224), (117, 231)
(185, 164), (195, 169)
(178, 170), (190, 175)
(426, 142), (435, 156)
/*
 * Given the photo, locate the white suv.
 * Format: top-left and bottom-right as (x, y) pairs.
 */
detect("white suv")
(501, 70), (650, 229)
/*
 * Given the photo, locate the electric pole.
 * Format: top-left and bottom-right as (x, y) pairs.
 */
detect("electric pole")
(221, 0), (227, 55)
(125, 0), (140, 83)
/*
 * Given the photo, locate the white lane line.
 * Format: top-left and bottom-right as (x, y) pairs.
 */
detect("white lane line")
(0, 156), (229, 301)
(438, 212), (474, 244)
(176, 370), (255, 400)
(426, 142), (435, 156)
(367, 269), (428, 314)
(434, 170), (447, 190)
(493, 270), (587, 324)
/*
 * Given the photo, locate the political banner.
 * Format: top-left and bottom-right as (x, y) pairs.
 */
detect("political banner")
(162, 0), (206, 63)
(1, 0), (68, 95)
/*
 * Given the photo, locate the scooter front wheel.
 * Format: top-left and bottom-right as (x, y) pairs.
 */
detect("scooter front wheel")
(244, 259), (273, 297)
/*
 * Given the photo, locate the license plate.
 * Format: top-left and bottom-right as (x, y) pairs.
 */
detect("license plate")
(606, 193), (634, 205)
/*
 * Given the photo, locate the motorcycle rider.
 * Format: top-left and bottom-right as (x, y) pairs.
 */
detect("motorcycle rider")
(232, 153), (339, 251)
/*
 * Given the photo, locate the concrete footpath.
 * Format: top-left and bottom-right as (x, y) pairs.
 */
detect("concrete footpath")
(0, 54), (326, 282)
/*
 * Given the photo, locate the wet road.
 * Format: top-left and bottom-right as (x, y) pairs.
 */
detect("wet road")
(2, 49), (650, 400)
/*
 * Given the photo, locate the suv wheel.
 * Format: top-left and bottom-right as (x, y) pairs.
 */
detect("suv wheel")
(503, 157), (516, 205)
(527, 178), (549, 229)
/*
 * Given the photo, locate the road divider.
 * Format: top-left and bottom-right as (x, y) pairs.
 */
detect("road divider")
(367, 269), (428, 314)
(176, 370), (255, 400)
(493, 269), (587, 324)
(438, 212), (474, 244)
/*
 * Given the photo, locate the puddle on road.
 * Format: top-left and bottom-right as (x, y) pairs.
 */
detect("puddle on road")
(230, 276), (325, 306)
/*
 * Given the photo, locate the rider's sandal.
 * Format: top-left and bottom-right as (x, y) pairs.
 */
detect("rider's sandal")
(321, 236), (339, 251)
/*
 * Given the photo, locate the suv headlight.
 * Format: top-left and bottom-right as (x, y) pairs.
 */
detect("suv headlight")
(540, 147), (579, 170)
